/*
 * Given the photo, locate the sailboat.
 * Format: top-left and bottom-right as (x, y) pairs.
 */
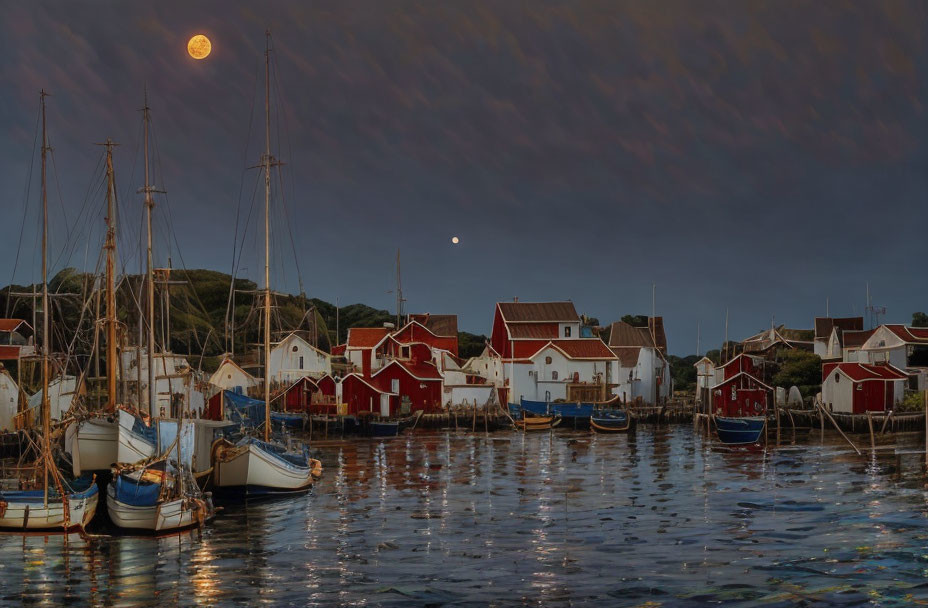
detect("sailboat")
(211, 32), (321, 497)
(105, 96), (215, 533)
(0, 91), (100, 532)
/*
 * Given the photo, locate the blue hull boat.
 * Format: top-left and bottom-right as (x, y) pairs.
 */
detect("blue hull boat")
(714, 416), (766, 445)
(590, 410), (631, 433)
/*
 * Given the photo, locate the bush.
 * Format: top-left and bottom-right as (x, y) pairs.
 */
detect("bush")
(899, 391), (926, 413)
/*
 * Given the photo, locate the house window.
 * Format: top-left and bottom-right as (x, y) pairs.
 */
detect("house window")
(292, 345), (299, 352)
(552, 371), (558, 380)
(545, 356), (552, 364)
(401, 346), (410, 359)
(391, 379), (400, 392)
(856, 383), (862, 391)
(299, 356), (304, 370)
(564, 326), (571, 337)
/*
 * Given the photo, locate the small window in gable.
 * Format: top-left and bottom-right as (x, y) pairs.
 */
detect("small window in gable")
(545, 356), (552, 364)
(552, 371), (558, 380)
(564, 326), (571, 337)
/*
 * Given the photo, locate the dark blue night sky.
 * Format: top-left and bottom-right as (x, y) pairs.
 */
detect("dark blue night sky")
(1, 1), (925, 353)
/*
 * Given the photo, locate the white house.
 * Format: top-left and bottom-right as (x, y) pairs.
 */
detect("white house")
(813, 317), (864, 360)
(607, 320), (670, 405)
(693, 356), (714, 405)
(268, 332), (332, 385)
(433, 349), (495, 407)
(487, 301), (617, 404)
(209, 358), (258, 393)
(0, 366), (19, 431)
(856, 325), (928, 389)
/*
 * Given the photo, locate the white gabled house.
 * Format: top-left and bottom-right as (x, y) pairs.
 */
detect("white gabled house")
(857, 324), (928, 390)
(209, 358), (258, 393)
(268, 332), (332, 385)
(607, 320), (670, 405)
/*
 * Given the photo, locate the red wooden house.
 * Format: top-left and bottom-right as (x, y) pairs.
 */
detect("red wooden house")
(371, 359), (443, 414)
(339, 372), (397, 416)
(821, 362), (907, 414)
(274, 376), (319, 412)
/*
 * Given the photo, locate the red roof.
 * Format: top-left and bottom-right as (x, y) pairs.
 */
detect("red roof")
(0, 319), (29, 333)
(374, 359), (443, 381)
(509, 340), (549, 359)
(824, 362), (909, 382)
(331, 344), (347, 356)
(346, 327), (390, 348)
(884, 325), (928, 344)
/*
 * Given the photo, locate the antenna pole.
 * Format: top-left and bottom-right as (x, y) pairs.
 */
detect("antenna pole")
(263, 30), (272, 442)
(396, 249), (403, 328)
(40, 90), (50, 508)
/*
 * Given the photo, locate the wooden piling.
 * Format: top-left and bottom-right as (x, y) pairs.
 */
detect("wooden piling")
(866, 411), (875, 451)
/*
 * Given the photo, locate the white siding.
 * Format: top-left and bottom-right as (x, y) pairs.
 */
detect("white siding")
(269, 334), (332, 384)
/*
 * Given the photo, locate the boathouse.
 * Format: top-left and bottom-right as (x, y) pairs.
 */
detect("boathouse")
(272, 376), (319, 412)
(0, 319), (34, 360)
(345, 327), (390, 376)
(821, 362), (907, 414)
(338, 372), (397, 416)
(371, 359), (443, 414)
(709, 372), (772, 417)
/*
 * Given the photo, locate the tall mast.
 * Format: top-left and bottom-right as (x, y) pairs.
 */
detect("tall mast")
(142, 93), (156, 415)
(103, 139), (119, 410)
(263, 30), (272, 442)
(395, 249), (403, 328)
(40, 90), (50, 507)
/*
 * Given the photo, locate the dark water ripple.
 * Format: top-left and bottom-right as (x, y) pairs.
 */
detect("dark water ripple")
(2, 426), (928, 606)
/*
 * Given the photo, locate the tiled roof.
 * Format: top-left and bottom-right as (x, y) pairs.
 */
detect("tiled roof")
(0, 345), (21, 360)
(842, 329), (875, 348)
(331, 344), (347, 356)
(648, 317), (667, 351)
(509, 323), (560, 339)
(408, 314), (458, 337)
(498, 301), (578, 323)
(547, 339), (615, 360)
(611, 346), (642, 367)
(607, 322), (655, 348)
(885, 325), (928, 344)
(346, 327), (390, 348)
(510, 340), (550, 359)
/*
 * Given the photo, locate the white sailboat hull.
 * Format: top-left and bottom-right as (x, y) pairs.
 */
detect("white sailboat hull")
(72, 417), (118, 473)
(0, 491), (99, 531)
(105, 484), (205, 533)
(117, 410), (155, 464)
(214, 442), (314, 496)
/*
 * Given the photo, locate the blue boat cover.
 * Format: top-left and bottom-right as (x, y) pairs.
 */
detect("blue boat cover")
(521, 398), (595, 418)
(223, 390), (267, 429)
(0, 484), (98, 504)
(131, 414), (157, 446)
(113, 473), (161, 507)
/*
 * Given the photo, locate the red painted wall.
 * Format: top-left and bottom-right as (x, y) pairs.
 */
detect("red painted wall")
(489, 307), (509, 358)
(393, 324), (458, 356)
(373, 364), (443, 414)
(712, 374), (769, 417)
(341, 375), (385, 415)
(852, 381), (887, 414)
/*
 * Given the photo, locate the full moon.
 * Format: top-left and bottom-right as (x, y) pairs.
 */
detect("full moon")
(187, 35), (212, 60)
(451, 236), (460, 244)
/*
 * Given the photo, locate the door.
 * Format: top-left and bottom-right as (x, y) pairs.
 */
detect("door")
(380, 393), (390, 417)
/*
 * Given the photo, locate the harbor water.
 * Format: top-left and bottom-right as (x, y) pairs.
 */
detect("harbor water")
(3, 426), (928, 606)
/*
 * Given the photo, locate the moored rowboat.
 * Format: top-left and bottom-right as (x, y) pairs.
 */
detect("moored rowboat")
(590, 410), (631, 433)
(714, 416), (766, 445)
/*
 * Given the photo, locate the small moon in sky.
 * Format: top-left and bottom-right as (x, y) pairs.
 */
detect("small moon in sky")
(451, 236), (460, 244)
(188, 35), (212, 60)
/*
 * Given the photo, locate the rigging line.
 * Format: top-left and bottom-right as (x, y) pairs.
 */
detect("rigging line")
(50, 151), (107, 274)
(270, 46), (305, 300)
(6, 103), (41, 316)
(225, 58), (261, 352)
(47, 143), (71, 237)
(117, 119), (144, 275)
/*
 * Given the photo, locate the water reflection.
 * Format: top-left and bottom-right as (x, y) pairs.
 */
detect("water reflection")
(1, 428), (928, 605)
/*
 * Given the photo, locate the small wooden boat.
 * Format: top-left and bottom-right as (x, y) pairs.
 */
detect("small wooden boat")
(0, 481), (99, 532)
(714, 416), (766, 445)
(590, 410), (631, 433)
(107, 463), (213, 533)
(514, 414), (562, 431)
